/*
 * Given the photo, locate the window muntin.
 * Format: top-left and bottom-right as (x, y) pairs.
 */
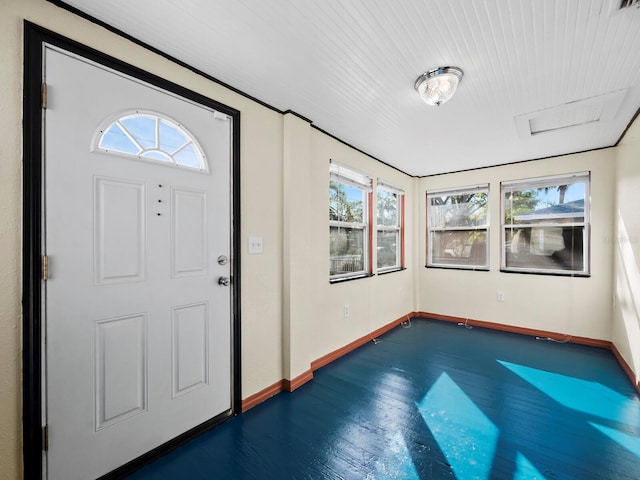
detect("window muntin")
(329, 162), (372, 281)
(427, 185), (489, 269)
(377, 182), (404, 272)
(96, 111), (208, 172)
(501, 172), (590, 275)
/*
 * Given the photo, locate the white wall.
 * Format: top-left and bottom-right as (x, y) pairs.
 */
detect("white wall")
(418, 150), (617, 340)
(613, 116), (640, 385)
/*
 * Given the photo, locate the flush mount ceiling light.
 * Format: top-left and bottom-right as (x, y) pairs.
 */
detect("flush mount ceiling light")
(414, 66), (464, 106)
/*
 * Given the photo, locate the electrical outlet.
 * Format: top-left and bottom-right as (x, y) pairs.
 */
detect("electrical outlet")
(343, 304), (350, 318)
(497, 291), (505, 302)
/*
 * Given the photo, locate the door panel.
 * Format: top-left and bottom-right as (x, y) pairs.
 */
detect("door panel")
(171, 188), (208, 277)
(44, 46), (233, 480)
(94, 177), (146, 284)
(172, 303), (209, 396)
(96, 314), (147, 429)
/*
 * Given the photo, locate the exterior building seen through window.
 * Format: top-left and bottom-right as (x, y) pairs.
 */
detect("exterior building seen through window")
(501, 172), (590, 275)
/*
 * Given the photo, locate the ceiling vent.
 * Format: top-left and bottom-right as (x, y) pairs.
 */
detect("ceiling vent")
(619, 0), (640, 9)
(514, 90), (628, 139)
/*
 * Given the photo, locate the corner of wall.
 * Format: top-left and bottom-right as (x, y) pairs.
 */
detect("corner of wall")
(611, 113), (640, 385)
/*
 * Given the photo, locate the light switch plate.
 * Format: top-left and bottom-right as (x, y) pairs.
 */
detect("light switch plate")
(248, 236), (264, 254)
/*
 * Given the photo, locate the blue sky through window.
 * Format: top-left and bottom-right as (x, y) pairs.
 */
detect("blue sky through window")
(120, 116), (155, 149)
(97, 113), (206, 171)
(99, 123), (138, 155)
(534, 182), (585, 207)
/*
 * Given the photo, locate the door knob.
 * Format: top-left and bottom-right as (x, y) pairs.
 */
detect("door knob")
(218, 276), (231, 286)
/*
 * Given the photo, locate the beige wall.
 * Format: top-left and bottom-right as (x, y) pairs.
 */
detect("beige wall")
(2, 0), (286, 477)
(0, 2), (25, 479)
(308, 130), (415, 363)
(418, 149), (617, 340)
(2, 1), (638, 478)
(1, 1), (416, 477)
(613, 116), (640, 385)
(280, 117), (416, 378)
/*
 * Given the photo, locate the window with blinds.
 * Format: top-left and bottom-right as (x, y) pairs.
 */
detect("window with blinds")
(501, 172), (590, 275)
(329, 161), (372, 281)
(427, 185), (489, 270)
(377, 180), (404, 273)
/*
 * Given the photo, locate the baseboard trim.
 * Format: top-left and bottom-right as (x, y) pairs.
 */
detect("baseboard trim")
(418, 311), (640, 394)
(241, 313), (414, 412)
(610, 343), (640, 395)
(417, 312), (612, 349)
(243, 311), (639, 412)
(241, 380), (284, 412)
(311, 313), (413, 372)
(283, 369), (314, 392)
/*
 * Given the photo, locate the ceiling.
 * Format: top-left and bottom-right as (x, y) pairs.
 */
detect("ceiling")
(57, 0), (640, 176)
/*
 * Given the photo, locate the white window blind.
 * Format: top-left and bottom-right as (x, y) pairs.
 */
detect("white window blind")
(330, 161), (372, 192)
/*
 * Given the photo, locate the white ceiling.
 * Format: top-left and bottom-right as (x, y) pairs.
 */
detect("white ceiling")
(58, 0), (640, 176)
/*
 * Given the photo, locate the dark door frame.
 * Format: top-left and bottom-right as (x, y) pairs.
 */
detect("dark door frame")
(22, 21), (242, 480)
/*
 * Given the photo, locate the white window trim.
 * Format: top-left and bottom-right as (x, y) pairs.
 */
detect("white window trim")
(427, 184), (490, 270)
(329, 161), (372, 281)
(376, 180), (404, 273)
(93, 109), (209, 172)
(329, 161), (373, 192)
(501, 172), (590, 276)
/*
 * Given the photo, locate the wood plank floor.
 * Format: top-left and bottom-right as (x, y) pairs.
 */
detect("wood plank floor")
(126, 318), (640, 479)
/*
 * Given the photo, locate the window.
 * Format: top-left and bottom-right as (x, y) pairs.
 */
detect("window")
(96, 111), (208, 171)
(377, 181), (404, 272)
(427, 185), (489, 269)
(501, 172), (590, 275)
(329, 162), (372, 281)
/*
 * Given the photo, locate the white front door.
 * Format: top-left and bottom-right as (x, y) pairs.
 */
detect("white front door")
(44, 46), (233, 480)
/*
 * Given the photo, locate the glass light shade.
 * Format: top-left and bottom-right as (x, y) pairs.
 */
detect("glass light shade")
(415, 67), (464, 106)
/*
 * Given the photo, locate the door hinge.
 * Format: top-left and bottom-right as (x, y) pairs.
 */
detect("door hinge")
(43, 425), (49, 451)
(41, 82), (47, 109)
(42, 254), (48, 281)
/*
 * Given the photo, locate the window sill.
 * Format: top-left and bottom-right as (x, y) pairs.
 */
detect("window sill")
(377, 267), (406, 276)
(425, 265), (489, 272)
(500, 268), (590, 277)
(329, 273), (374, 284)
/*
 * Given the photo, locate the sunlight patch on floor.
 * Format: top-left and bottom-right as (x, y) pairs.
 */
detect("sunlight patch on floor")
(498, 360), (640, 426)
(514, 452), (547, 480)
(417, 372), (498, 479)
(369, 431), (420, 480)
(589, 422), (640, 458)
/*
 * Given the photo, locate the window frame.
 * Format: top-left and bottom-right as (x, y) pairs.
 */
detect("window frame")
(329, 161), (373, 282)
(376, 180), (404, 274)
(500, 172), (590, 276)
(426, 184), (490, 271)
(94, 110), (209, 172)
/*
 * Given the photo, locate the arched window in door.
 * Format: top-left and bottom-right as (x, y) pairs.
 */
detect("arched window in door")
(96, 111), (208, 172)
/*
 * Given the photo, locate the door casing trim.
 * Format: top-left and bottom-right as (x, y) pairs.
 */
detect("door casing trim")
(22, 21), (242, 479)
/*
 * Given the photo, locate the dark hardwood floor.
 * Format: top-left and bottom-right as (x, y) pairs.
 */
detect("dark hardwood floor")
(126, 318), (640, 479)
